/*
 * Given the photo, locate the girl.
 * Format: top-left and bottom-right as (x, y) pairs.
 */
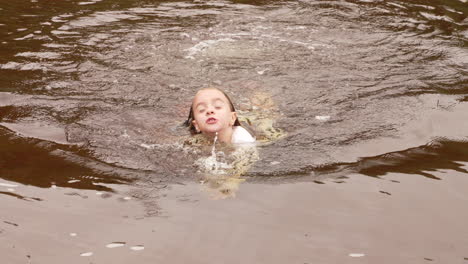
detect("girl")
(184, 87), (255, 144)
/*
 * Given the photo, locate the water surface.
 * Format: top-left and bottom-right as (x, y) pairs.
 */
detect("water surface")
(1, 0), (467, 186)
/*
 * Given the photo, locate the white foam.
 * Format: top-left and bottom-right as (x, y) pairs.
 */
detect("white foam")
(106, 242), (126, 248)
(349, 253), (365, 257)
(121, 130), (130, 138)
(140, 142), (184, 150)
(14, 34), (34, 40)
(67, 180), (81, 183)
(51, 30), (80, 35)
(20, 63), (45, 71)
(388, 2), (407, 9)
(0, 62), (21, 70)
(67, 12), (141, 29)
(58, 25), (72, 31)
(185, 38), (235, 59)
(140, 143), (156, 149)
(80, 252), (93, 257)
(130, 245), (144, 251)
(15, 52), (61, 59)
(315, 115), (331, 121)
(51, 16), (67, 23)
(0, 183), (19, 188)
(196, 154), (232, 175)
(419, 12), (454, 22)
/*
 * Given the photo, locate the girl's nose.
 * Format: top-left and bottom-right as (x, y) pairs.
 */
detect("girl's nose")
(206, 109), (214, 115)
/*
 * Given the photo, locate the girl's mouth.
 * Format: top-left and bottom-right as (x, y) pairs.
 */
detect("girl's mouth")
(206, 117), (217, 124)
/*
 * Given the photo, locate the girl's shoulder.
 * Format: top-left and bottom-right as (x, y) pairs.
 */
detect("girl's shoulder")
(232, 126), (256, 144)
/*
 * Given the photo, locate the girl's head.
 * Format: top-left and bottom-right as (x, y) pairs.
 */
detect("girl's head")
(185, 87), (241, 136)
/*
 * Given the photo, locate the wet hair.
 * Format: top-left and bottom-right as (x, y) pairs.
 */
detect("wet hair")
(184, 87), (241, 135)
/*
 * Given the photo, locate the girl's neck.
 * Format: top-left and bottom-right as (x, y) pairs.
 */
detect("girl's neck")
(204, 127), (233, 143)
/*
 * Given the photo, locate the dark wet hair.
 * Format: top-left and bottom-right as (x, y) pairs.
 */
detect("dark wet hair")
(184, 88), (241, 135)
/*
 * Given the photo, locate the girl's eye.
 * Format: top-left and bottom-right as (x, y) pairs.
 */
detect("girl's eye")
(215, 106), (222, 110)
(198, 109), (205, 113)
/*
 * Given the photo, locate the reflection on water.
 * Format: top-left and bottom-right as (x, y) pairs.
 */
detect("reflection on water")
(0, 0), (467, 189)
(0, 126), (132, 191)
(312, 139), (468, 181)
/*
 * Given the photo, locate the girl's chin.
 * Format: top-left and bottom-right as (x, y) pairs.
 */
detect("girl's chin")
(202, 126), (225, 134)
(203, 129), (221, 134)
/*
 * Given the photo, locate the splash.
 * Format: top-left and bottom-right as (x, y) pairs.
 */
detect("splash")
(195, 131), (259, 199)
(196, 132), (231, 174)
(211, 132), (218, 170)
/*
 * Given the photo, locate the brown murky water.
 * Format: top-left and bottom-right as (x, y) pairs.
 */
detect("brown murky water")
(1, 0), (468, 263)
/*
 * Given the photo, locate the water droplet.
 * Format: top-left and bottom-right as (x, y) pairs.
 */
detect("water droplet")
(106, 242), (126, 248)
(349, 253), (365, 257)
(80, 252), (93, 257)
(130, 245), (144, 251)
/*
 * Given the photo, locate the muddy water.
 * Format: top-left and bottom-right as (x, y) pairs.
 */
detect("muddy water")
(1, 0), (467, 185)
(1, 0), (468, 262)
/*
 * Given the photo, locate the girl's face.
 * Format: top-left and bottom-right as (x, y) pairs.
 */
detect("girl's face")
(191, 89), (237, 135)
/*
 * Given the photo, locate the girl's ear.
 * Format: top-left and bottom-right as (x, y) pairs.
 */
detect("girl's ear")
(192, 120), (200, 132)
(230, 112), (237, 126)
